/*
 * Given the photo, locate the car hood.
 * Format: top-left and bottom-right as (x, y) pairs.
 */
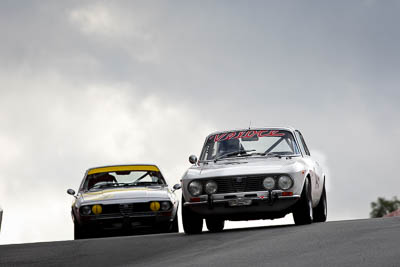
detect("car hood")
(80, 186), (170, 204)
(185, 157), (304, 179)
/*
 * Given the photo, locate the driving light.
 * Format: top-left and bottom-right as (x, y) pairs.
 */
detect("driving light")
(92, 204), (102, 215)
(188, 180), (202, 196)
(263, 177), (275, 190)
(205, 180), (218, 194)
(278, 175), (293, 190)
(150, 201), (160, 211)
(161, 201), (171, 211)
(81, 205), (91, 215)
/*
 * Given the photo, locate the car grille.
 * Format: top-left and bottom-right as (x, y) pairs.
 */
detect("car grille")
(101, 203), (150, 216)
(119, 204), (134, 216)
(203, 175), (276, 194)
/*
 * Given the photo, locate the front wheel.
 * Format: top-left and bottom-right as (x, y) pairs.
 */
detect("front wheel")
(293, 178), (313, 225)
(206, 218), (225, 232)
(170, 214), (179, 233)
(313, 185), (327, 222)
(74, 222), (85, 240)
(182, 197), (203, 234)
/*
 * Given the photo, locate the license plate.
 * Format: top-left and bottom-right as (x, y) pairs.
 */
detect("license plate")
(131, 221), (141, 227)
(228, 199), (252, 207)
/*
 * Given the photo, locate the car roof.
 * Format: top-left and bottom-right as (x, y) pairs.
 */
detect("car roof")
(206, 126), (297, 137)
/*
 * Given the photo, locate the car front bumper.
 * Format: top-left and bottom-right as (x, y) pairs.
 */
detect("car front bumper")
(184, 190), (300, 220)
(78, 211), (174, 231)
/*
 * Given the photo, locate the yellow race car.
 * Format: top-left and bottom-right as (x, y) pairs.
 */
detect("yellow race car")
(67, 164), (181, 239)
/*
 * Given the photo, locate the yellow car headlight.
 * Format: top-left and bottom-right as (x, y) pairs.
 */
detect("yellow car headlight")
(92, 204), (102, 215)
(150, 201), (160, 211)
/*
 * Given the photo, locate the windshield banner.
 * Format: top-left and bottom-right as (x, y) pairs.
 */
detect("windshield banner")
(209, 130), (285, 142)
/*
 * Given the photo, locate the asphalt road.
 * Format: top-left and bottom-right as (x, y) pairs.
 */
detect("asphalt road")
(1, 217), (399, 267)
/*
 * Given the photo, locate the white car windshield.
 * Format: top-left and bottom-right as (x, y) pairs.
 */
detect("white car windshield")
(199, 129), (301, 161)
(84, 170), (166, 191)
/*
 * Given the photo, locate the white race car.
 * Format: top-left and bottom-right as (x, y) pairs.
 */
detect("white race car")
(181, 127), (327, 234)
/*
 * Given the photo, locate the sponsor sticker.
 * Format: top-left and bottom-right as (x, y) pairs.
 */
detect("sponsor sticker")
(209, 130), (285, 142)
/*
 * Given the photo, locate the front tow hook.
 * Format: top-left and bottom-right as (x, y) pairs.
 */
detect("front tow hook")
(268, 191), (279, 206)
(207, 194), (214, 209)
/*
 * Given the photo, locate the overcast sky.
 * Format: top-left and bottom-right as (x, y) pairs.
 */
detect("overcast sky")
(1, 1), (399, 245)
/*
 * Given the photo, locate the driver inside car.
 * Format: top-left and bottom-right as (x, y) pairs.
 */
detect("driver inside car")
(88, 173), (117, 189)
(217, 138), (242, 155)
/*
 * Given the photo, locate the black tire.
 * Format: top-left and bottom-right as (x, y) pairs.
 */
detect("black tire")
(293, 178), (313, 225)
(206, 218), (225, 232)
(170, 214), (179, 233)
(74, 222), (85, 240)
(182, 196), (203, 234)
(158, 220), (174, 233)
(313, 185), (327, 222)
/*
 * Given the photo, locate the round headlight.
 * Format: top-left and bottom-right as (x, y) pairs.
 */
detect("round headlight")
(81, 205), (91, 215)
(263, 177), (275, 190)
(150, 201), (160, 211)
(188, 180), (203, 196)
(205, 180), (218, 194)
(161, 201), (171, 211)
(278, 175), (293, 190)
(92, 204), (102, 215)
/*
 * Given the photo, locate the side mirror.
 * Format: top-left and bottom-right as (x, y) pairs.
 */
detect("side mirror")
(172, 184), (182, 192)
(67, 189), (76, 196)
(189, 155), (198, 164)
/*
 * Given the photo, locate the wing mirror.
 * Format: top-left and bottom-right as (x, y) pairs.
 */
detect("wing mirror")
(67, 189), (77, 198)
(189, 155), (198, 164)
(172, 184), (182, 192)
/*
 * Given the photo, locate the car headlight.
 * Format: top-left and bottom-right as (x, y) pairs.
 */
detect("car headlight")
(263, 177), (275, 190)
(205, 180), (218, 194)
(81, 205), (92, 215)
(92, 204), (102, 215)
(188, 180), (203, 196)
(161, 201), (172, 211)
(150, 201), (160, 211)
(278, 175), (293, 190)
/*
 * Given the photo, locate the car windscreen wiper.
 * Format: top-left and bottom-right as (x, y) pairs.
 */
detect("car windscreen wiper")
(119, 182), (140, 187)
(264, 152), (283, 158)
(214, 149), (256, 162)
(249, 152), (295, 158)
(89, 182), (119, 190)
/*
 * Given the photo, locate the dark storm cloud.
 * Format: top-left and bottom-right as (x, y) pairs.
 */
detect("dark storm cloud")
(1, 0), (399, 243)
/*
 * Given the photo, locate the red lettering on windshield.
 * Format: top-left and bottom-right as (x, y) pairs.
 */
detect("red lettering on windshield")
(243, 131), (257, 138)
(257, 130), (269, 137)
(225, 132), (237, 140)
(212, 130), (285, 142)
(234, 131), (246, 139)
(269, 130), (285, 136)
(214, 133), (227, 142)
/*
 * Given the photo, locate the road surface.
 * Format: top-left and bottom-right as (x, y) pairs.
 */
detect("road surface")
(1, 217), (399, 266)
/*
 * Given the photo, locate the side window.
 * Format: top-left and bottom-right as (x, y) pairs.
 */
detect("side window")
(200, 138), (218, 160)
(297, 131), (311, 156)
(294, 131), (306, 156)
